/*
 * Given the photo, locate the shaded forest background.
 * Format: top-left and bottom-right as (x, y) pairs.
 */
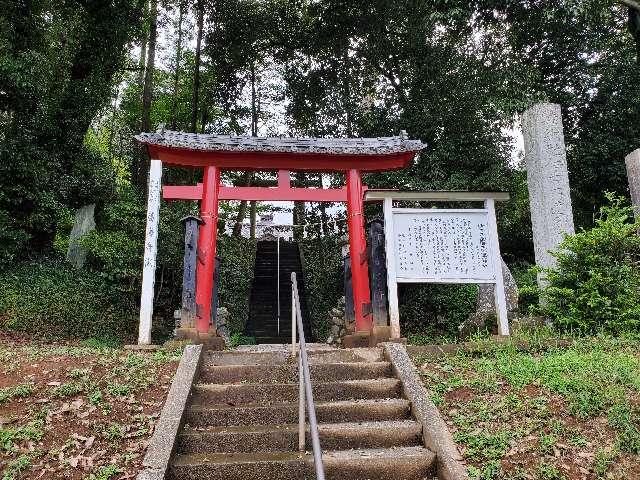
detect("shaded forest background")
(1, 0), (639, 342)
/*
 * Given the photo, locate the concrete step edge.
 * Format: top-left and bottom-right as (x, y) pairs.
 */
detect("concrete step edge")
(181, 419), (421, 435)
(187, 397), (411, 412)
(172, 446), (435, 466)
(193, 378), (400, 390)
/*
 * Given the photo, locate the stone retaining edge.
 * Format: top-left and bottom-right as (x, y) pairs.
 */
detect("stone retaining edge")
(137, 344), (204, 480)
(383, 342), (469, 480)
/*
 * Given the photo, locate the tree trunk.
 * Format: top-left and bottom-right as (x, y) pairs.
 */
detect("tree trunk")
(318, 173), (328, 235)
(293, 172), (307, 241)
(342, 49), (352, 137)
(141, 0), (157, 133)
(250, 201), (257, 239)
(138, 38), (147, 90)
(232, 172), (252, 236)
(629, 6), (640, 65)
(249, 62), (258, 239)
(139, 0), (157, 192)
(170, 2), (184, 130)
(137, 0), (148, 89)
(190, 0), (204, 133)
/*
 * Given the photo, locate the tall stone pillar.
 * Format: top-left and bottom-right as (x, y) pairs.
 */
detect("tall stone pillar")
(625, 149), (640, 219)
(522, 103), (574, 286)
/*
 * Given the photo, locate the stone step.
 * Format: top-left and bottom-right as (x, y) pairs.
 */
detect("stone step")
(191, 378), (401, 405)
(169, 446), (436, 480)
(185, 398), (412, 427)
(178, 420), (422, 454)
(199, 362), (393, 383)
(203, 348), (383, 366)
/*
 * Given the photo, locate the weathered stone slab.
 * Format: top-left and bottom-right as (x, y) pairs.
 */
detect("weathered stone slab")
(523, 103), (574, 287)
(137, 344), (203, 480)
(476, 258), (519, 314)
(66, 204), (96, 269)
(625, 149), (640, 220)
(383, 343), (469, 480)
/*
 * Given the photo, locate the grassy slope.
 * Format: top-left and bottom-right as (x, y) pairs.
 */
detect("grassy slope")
(0, 334), (180, 480)
(414, 333), (640, 480)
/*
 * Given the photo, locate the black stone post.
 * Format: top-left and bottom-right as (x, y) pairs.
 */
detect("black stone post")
(343, 255), (355, 329)
(180, 215), (203, 329)
(368, 218), (388, 326)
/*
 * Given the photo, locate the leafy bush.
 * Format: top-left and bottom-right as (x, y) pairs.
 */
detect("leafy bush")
(0, 259), (134, 340)
(301, 235), (344, 341)
(217, 235), (257, 334)
(400, 283), (478, 340)
(540, 194), (640, 334)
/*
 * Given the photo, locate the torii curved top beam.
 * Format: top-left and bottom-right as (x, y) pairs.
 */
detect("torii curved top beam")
(135, 129), (425, 172)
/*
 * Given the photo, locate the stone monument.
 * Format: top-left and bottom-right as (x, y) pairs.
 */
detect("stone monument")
(625, 148), (640, 219)
(66, 204), (96, 269)
(522, 103), (575, 286)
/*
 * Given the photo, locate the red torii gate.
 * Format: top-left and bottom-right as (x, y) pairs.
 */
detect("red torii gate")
(135, 130), (424, 345)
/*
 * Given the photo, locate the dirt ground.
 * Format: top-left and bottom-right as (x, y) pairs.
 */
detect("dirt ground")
(0, 331), (180, 480)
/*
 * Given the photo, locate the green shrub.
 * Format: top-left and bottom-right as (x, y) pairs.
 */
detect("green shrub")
(301, 235), (344, 341)
(0, 259), (134, 340)
(217, 235), (257, 334)
(400, 283), (478, 340)
(540, 194), (640, 335)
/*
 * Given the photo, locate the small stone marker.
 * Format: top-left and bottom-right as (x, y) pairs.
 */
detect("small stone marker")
(476, 258), (519, 314)
(625, 148), (640, 219)
(523, 103), (575, 286)
(66, 204), (96, 269)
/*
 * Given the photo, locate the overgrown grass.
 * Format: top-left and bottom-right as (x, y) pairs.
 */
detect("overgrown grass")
(415, 333), (640, 479)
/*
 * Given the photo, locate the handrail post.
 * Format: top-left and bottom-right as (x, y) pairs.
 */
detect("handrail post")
(291, 272), (325, 480)
(291, 290), (297, 356)
(298, 350), (305, 452)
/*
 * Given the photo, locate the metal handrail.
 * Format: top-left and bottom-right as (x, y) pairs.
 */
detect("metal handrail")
(291, 272), (325, 480)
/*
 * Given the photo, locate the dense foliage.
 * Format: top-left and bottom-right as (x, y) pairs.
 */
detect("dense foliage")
(301, 235), (345, 340)
(1, 0), (640, 342)
(0, 259), (132, 339)
(0, 0), (144, 262)
(541, 195), (640, 335)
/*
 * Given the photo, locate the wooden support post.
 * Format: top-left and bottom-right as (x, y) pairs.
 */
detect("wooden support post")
(382, 198), (401, 339)
(211, 256), (221, 327)
(343, 255), (355, 329)
(368, 219), (388, 326)
(138, 159), (163, 345)
(180, 216), (203, 329)
(485, 199), (510, 336)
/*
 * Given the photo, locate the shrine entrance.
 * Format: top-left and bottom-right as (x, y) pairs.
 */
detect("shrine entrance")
(135, 129), (424, 346)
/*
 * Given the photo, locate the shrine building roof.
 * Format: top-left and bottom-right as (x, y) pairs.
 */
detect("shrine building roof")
(135, 129), (425, 172)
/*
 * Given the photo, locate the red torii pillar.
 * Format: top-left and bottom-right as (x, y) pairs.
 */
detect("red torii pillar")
(346, 169), (372, 333)
(195, 165), (221, 334)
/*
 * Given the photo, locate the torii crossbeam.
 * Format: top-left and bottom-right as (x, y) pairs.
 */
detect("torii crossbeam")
(135, 129), (424, 345)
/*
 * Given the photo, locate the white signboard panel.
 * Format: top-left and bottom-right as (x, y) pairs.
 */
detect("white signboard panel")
(392, 210), (494, 282)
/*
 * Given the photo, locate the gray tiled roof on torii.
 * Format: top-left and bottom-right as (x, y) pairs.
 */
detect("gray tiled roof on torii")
(135, 129), (425, 155)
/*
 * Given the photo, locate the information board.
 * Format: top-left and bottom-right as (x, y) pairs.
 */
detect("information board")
(392, 210), (495, 282)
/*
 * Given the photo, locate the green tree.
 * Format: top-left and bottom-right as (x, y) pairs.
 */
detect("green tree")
(0, 0), (144, 262)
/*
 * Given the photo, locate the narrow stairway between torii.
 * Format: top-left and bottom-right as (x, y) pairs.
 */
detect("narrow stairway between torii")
(245, 240), (312, 344)
(169, 346), (437, 479)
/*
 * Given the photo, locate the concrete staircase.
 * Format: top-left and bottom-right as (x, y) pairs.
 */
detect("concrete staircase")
(245, 240), (312, 344)
(168, 346), (437, 480)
